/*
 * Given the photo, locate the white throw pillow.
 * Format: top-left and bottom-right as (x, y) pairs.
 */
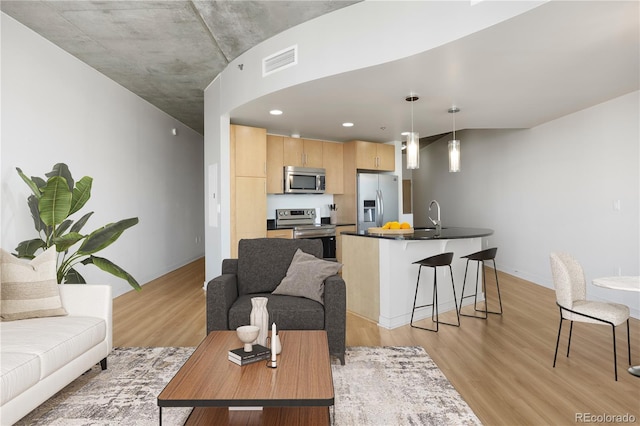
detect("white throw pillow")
(0, 247), (67, 321)
(272, 249), (342, 305)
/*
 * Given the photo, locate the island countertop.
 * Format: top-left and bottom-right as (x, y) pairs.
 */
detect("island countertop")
(342, 227), (493, 240)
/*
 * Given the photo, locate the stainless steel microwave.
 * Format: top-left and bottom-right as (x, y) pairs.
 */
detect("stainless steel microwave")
(284, 166), (326, 194)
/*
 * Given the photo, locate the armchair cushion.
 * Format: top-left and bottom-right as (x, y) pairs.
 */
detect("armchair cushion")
(272, 249), (342, 305)
(228, 294), (325, 331)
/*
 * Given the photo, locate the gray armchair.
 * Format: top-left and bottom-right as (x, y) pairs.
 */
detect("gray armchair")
(206, 238), (346, 365)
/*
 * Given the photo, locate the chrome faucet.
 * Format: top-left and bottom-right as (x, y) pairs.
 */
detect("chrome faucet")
(428, 200), (441, 232)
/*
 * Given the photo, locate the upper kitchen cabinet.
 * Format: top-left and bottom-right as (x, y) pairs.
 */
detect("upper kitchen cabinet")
(352, 140), (395, 171)
(266, 135), (284, 194)
(333, 140), (395, 224)
(283, 137), (323, 168)
(232, 124), (267, 177)
(323, 141), (344, 194)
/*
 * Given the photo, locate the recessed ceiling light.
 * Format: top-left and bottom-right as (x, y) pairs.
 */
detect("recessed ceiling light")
(342, 122), (354, 127)
(269, 109), (283, 115)
(401, 131), (410, 136)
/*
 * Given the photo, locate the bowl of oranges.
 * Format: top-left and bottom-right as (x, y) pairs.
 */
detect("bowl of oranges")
(368, 221), (413, 234)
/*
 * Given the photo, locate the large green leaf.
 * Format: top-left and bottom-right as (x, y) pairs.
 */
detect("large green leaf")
(70, 212), (94, 233)
(69, 176), (92, 215)
(39, 176), (72, 226)
(14, 239), (46, 258)
(16, 167), (41, 198)
(77, 218), (138, 255)
(27, 195), (48, 235)
(82, 255), (141, 291)
(46, 163), (74, 191)
(32, 176), (46, 189)
(53, 232), (85, 252)
(55, 219), (73, 237)
(63, 267), (86, 284)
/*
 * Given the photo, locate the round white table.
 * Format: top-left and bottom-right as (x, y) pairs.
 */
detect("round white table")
(592, 276), (640, 377)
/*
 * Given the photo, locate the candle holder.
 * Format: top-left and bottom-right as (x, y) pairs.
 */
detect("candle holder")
(267, 323), (278, 368)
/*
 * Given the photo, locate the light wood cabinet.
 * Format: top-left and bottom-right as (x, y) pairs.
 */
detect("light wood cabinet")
(333, 140), (395, 226)
(375, 143), (395, 171)
(353, 140), (395, 171)
(323, 142), (343, 194)
(266, 135), (284, 193)
(267, 136), (344, 194)
(232, 125), (267, 177)
(230, 125), (267, 257)
(335, 225), (356, 264)
(267, 229), (293, 239)
(235, 177), (267, 237)
(283, 138), (323, 168)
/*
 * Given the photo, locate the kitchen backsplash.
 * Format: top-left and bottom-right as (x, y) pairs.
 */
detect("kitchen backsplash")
(267, 194), (335, 222)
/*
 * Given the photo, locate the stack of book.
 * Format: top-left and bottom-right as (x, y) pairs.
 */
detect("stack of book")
(228, 344), (270, 366)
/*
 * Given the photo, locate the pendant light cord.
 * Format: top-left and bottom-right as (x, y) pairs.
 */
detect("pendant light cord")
(411, 96), (415, 134)
(452, 110), (455, 140)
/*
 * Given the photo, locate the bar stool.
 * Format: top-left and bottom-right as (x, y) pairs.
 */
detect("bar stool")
(410, 252), (460, 332)
(459, 247), (503, 319)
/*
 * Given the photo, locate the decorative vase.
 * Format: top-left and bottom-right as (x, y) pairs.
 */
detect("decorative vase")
(249, 297), (269, 347)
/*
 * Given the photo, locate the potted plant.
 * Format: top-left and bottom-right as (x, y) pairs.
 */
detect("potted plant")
(14, 163), (141, 290)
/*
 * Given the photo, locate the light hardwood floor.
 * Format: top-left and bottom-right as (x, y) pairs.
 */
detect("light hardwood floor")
(113, 257), (640, 425)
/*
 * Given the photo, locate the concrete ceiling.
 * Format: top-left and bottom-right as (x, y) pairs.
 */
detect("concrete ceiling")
(0, 0), (360, 134)
(2, 1), (638, 143)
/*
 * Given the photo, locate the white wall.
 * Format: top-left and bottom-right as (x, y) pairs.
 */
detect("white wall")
(203, 75), (229, 285)
(413, 91), (640, 317)
(1, 14), (205, 297)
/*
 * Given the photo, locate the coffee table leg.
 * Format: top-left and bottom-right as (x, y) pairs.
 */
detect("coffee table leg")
(159, 407), (162, 426)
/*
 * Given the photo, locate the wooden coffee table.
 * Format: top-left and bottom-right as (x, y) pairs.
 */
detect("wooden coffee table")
(157, 330), (334, 425)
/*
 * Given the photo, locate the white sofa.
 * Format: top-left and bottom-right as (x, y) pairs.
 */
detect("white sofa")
(0, 284), (112, 425)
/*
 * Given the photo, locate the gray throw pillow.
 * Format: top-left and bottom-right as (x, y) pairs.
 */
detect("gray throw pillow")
(272, 249), (342, 305)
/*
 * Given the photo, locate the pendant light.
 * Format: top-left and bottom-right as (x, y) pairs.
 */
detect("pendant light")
(448, 107), (460, 173)
(406, 95), (419, 169)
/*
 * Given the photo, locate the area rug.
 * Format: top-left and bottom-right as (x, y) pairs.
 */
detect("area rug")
(331, 346), (480, 425)
(16, 346), (481, 426)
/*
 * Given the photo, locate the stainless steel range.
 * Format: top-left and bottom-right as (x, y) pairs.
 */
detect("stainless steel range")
(276, 208), (336, 259)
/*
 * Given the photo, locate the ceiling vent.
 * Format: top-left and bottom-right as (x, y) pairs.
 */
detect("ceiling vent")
(263, 45), (298, 77)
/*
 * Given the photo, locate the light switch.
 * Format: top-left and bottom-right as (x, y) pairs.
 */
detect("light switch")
(613, 199), (621, 211)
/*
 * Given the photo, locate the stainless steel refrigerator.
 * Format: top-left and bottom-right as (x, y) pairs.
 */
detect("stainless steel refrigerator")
(357, 173), (399, 232)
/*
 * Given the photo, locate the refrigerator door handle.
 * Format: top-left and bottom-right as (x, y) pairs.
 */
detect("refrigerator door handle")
(378, 189), (384, 226)
(374, 190), (380, 227)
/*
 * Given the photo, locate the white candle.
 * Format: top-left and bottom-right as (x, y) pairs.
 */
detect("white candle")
(271, 323), (277, 362)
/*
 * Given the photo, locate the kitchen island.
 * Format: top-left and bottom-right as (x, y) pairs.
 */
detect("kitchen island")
(341, 227), (493, 329)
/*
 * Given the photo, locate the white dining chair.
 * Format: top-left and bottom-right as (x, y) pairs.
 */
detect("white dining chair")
(549, 252), (631, 380)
